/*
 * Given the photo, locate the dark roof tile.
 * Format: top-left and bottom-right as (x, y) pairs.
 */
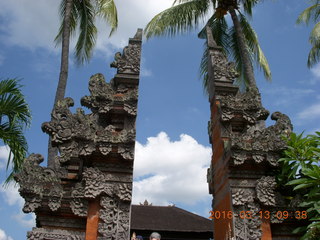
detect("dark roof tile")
(130, 205), (213, 232)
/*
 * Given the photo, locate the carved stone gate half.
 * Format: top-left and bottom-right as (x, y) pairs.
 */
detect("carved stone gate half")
(205, 27), (308, 240)
(15, 29), (142, 240)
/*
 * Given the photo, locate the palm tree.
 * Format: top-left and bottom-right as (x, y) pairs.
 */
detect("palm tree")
(145, 0), (271, 92)
(297, 0), (320, 68)
(48, 0), (118, 167)
(0, 78), (31, 183)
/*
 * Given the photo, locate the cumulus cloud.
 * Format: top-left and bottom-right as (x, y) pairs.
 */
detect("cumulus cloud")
(0, 0), (173, 54)
(0, 146), (11, 170)
(0, 182), (35, 228)
(0, 0), (59, 51)
(132, 132), (211, 206)
(0, 229), (13, 240)
(0, 182), (24, 206)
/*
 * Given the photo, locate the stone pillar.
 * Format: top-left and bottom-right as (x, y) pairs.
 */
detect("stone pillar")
(206, 27), (306, 240)
(15, 29), (143, 240)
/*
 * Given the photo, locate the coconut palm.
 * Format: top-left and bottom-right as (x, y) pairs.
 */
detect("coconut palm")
(145, 0), (271, 92)
(297, 0), (320, 67)
(0, 78), (31, 183)
(48, 0), (118, 167)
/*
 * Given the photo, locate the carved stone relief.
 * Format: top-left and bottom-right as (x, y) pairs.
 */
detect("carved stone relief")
(256, 176), (276, 206)
(27, 228), (84, 240)
(98, 196), (130, 240)
(14, 154), (63, 213)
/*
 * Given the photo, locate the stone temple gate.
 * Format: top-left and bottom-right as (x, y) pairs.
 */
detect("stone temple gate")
(15, 27), (308, 240)
(15, 29), (142, 240)
(205, 26), (308, 240)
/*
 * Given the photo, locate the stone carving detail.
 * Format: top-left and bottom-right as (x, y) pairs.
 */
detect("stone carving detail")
(232, 188), (255, 205)
(99, 196), (130, 240)
(14, 154), (62, 213)
(82, 167), (132, 202)
(42, 96), (136, 163)
(81, 73), (138, 115)
(234, 203), (262, 240)
(256, 176), (276, 206)
(218, 88), (270, 125)
(231, 111), (292, 166)
(70, 183), (88, 217)
(27, 228), (84, 240)
(232, 152), (247, 165)
(110, 29), (142, 74)
(210, 49), (239, 82)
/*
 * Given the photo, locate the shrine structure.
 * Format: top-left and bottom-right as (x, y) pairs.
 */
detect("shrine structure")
(205, 26), (307, 239)
(15, 29), (142, 240)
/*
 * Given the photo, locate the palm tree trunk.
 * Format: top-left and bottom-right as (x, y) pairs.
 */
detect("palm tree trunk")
(47, 0), (73, 169)
(228, 6), (257, 90)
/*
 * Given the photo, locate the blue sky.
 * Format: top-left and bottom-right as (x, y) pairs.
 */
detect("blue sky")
(0, 0), (319, 239)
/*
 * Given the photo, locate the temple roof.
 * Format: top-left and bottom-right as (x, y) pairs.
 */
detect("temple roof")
(130, 205), (213, 232)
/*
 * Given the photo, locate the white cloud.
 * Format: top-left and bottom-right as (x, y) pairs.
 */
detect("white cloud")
(0, 182), (35, 228)
(297, 102), (320, 120)
(132, 132), (211, 206)
(0, 0), (173, 55)
(0, 146), (11, 170)
(0, 182), (24, 207)
(12, 212), (36, 228)
(0, 229), (13, 240)
(0, 0), (59, 51)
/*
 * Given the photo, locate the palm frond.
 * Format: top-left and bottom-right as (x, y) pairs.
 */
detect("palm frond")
(145, 0), (211, 39)
(308, 41), (320, 67)
(239, 13), (271, 80)
(297, 3), (320, 25)
(74, 0), (97, 65)
(0, 78), (30, 183)
(0, 120), (28, 183)
(241, 0), (260, 17)
(96, 0), (118, 36)
(0, 78), (31, 127)
(229, 25), (249, 89)
(309, 21), (320, 44)
(54, 0), (79, 45)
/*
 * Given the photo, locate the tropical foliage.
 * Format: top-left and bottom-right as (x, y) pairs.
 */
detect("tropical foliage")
(297, 0), (320, 67)
(277, 132), (320, 240)
(145, 0), (271, 92)
(0, 78), (31, 183)
(55, 0), (118, 65)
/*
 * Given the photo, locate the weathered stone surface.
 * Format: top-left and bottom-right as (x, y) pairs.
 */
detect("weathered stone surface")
(234, 203), (262, 240)
(27, 228), (84, 240)
(256, 176), (277, 206)
(15, 154), (62, 213)
(99, 196), (130, 240)
(110, 29), (142, 75)
(81, 73), (138, 115)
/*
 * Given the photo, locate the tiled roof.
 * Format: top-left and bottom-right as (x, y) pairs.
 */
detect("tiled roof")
(130, 205), (213, 232)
